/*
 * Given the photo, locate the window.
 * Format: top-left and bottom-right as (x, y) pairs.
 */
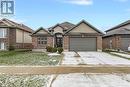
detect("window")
(0, 42), (5, 50)
(109, 40), (112, 49)
(38, 37), (47, 45)
(0, 28), (6, 38)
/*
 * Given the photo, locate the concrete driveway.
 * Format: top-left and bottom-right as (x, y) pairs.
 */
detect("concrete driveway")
(50, 52), (130, 87)
(51, 73), (130, 87)
(62, 52), (130, 65)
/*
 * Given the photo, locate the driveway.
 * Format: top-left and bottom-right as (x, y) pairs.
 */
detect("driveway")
(50, 52), (130, 87)
(63, 52), (130, 65)
(51, 73), (130, 87)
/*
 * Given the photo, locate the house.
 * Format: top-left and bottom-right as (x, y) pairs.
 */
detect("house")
(103, 20), (130, 51)
(0, 18), (33, 50)
(32, 20), (103, 51)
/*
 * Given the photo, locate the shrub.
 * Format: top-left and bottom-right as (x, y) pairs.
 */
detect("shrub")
(103, 48), (118, 52)
(57, 47), (63, 54)
(46, 46), (53, 52)
(8, 45), (15, 51)
(52, 47), (57, 52)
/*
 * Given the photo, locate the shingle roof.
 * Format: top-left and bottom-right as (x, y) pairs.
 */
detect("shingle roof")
(60, 22), (75, 30)
(48, 22), (75, 30)
(104, 28), (130, 37)
(32, 27), (51, 35)
(106, 20), (130, 32)
(0, 18), (33, 33)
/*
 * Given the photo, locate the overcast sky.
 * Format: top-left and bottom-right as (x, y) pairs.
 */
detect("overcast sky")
(1, 0), (130, 31)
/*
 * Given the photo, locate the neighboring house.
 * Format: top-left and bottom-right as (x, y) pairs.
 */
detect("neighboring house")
(103, 20), (130, 51)
(0, 18), (33, 50)
(32, 20), (103, 51)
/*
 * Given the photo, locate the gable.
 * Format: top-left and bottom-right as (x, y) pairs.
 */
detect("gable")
(36, 29), (48, 34)
(106, 24), (130, 34)
(53, 26), (63, 34)
(0, 21), (8, 27)
(69, 22), (98, 33)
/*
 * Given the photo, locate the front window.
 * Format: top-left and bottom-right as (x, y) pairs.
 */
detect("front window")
(0, 28), (6, 38)
(109, 40), (112, 49)
(0, 42), (5, 50)
(38, 37), (47, 45)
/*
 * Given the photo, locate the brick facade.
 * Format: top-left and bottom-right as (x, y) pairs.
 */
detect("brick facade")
(47, 37), (53, 47)
(97, 36), (102, 51)
(63, 36), (69, 51)
(32, 36), (38, 49)
(32, 36), (53, 49)
(103, 35), (121, 50)
(0, 28), (33, 50)
(8, 28), (16, 47)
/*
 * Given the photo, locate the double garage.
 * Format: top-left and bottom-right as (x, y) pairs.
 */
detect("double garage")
(69, 37), (97, 51)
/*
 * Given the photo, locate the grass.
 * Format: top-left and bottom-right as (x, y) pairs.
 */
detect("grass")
(0, 75), (50, 87)
(0, 51), (62, 65)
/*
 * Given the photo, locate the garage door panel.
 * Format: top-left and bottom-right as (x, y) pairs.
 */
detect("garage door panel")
(121, 38), (130, 51)
(69, 38), (97, 51)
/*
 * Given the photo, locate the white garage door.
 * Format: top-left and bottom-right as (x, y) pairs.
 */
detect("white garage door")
(69, 37), (97, 51)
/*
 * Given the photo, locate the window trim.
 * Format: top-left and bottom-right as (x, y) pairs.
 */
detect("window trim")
(0, 28), (7, 38)
(37, 37), (47, 45)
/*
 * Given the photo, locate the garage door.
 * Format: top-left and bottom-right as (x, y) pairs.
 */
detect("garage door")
(121, 38), (130, 51)
(69, 37), (97, 51)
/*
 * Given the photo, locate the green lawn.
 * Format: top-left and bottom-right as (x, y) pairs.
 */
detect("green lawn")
(0, 51), (62, 65)
(0, 75), (50, 87)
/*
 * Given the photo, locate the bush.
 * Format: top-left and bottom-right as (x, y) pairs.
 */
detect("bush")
(8, 45), (15, 51)
(103, 48), (118, 52)
(57, 47), (63, 54)
(52, 47), (57, 52)
(15, 49), (32, 52)
(46, 46), (53, 52)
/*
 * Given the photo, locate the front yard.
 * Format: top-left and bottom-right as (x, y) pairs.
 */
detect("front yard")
(0, 75), (51, 87)
(0, 51), (62, 65)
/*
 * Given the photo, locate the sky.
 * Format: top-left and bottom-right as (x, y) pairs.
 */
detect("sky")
(1, 0), (130, 31)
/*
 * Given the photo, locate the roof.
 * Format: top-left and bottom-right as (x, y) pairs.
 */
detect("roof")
(106, 20), (130, 32)
(64, 20), (103, 35)
(104, 28), (130, 37)
(0, 18), (33, 33)
(48, 22), (75, 30)
(32, 27), (51, 36)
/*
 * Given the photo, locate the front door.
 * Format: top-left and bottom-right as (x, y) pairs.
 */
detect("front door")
(55, 33), (63, 47)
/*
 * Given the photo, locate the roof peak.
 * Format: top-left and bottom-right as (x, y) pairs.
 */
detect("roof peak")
(106, 19), (130, 32)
